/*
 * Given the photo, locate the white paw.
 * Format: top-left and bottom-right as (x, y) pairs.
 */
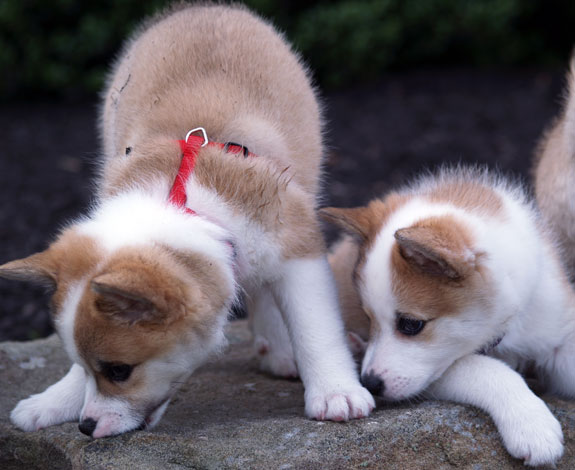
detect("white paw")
(254, 335), (299, 378)
(498, 398), (564, 467)
(11, 393), (80, 431)
(305, 383), (375, 421)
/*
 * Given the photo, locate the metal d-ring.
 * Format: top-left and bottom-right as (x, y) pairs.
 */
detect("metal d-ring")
(185, 127), (209, 147)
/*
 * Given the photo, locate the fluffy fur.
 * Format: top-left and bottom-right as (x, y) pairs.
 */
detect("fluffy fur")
(323, 167), (571, 466)
(1, 4), (373, 438)
(534, 53), (575, 279)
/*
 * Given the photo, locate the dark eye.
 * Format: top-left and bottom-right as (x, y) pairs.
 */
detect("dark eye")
(397, 314), (426, 336)
(100, 362), (134, 382)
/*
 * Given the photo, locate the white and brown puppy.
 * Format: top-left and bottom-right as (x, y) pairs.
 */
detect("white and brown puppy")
(0, 4), (373, 439)
(322, 167), (571, 466)
(534, 54), (575, 279)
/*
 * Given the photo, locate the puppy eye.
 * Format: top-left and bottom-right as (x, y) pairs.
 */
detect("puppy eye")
(396, 314), (426, 336)
(100, 362), (134, 382)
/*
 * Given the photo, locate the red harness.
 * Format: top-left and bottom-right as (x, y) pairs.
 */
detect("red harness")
(168, 132), (254, 215)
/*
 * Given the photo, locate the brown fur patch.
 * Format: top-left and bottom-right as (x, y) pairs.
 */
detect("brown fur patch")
(193, 146), (325, 258)
(322, 195), (411, 291)
(73, 244), (231, 397)
(423, 180), (503, 217)
(327, 175), (503, 345)
(390, 215), (489, 324)
(0, 231), (101, 316)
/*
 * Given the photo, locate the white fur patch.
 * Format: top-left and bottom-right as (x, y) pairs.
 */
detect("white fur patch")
(272, 256), (375, 420)
(56, 281), (86, 365)
(79, 191), (233, 269)
(11, 364), (87, 431)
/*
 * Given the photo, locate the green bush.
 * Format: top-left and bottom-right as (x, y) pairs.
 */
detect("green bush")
(0, 0), (167, 98)
(0, 0), (573, 99)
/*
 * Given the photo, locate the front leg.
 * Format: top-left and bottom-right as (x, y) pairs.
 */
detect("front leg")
(11, 363), (87, 431)
(426, 354), (563, 467)
(271, 256), (374, 421)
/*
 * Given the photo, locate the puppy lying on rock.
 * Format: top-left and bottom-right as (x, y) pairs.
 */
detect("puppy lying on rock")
(323, 167), (569, 466)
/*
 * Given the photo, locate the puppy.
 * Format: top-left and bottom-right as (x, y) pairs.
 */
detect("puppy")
(534, 54), (575, 279)
(0, 4), (373, 438)
(322, 167), (569, 466)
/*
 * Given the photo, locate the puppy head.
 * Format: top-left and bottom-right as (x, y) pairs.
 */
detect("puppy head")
(0, 228), (235, 437)
(323, 205), (496, 401)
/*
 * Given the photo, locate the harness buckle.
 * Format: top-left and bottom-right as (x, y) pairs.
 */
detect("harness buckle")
(223, 141), (249, 157)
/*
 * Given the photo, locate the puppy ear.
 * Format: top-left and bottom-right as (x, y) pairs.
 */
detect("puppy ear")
(348, 331), (368, 358)
(394, 219), (476, 281)
(320, 206), (372, 241)
(0, 251), (57, 288)
(91, 271), (174, 325)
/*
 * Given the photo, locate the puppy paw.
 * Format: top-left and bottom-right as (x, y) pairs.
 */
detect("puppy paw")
(498, 398), (563, 467)
(254, 335), (298, 378)
(11, 393), (80, 431)
(305, 384), (375, 421)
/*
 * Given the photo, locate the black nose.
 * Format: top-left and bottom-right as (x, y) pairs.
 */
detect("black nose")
(79, 418), (98, 436)
(361, 372), (385, 396)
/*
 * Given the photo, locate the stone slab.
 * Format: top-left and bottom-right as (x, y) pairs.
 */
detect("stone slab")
(1, 321), (573, 469)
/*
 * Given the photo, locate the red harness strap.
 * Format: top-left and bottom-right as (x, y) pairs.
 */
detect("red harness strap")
(168, 134), (254, 215)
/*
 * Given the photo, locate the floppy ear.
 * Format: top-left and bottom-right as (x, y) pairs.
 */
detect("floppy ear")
(320, 206), (373, 241)
(0, 251), (57, 288)
(91, 271), (169, 325)
(394, 222), (475, 281)
(90, 266), (191, 326)
(347, 331), (368, 358)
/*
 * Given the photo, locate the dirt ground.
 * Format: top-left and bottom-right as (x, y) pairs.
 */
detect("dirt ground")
(0, 67), (564, 341)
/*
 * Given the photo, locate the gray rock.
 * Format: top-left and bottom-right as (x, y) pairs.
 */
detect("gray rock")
(0, 321), (573, 469)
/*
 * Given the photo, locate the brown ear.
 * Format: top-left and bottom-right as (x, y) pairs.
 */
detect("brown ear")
(320, 206), (373, 241)
(91, 271), (170, 325)
(394, 221), (475, 281)
(0, 251), (57, 287)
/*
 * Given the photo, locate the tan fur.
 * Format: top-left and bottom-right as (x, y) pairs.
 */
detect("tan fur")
(328, 236), (369, 339)
(534, 56), (575, 277)
(0, 4), (374, 435)
(1, 4), (326, 377)
(98, 4), (325, 259)
(424, 180), (504, 217)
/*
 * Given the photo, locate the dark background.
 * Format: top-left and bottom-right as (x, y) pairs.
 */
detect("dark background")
(0, 0), (572, 340)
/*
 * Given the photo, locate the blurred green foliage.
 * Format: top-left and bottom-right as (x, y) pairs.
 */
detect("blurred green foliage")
(0, 0), (574, 98)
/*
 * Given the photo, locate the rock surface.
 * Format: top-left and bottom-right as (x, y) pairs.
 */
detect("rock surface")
(1, 320), (573, 470)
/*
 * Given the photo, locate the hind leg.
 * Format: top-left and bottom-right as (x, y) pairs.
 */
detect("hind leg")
(541, 339), (575, 398)
(247, 285), (298, 378)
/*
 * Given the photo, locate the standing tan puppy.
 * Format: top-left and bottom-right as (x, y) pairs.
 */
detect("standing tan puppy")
(534, 55), (575, 278)
(1, 4), (373, 438)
